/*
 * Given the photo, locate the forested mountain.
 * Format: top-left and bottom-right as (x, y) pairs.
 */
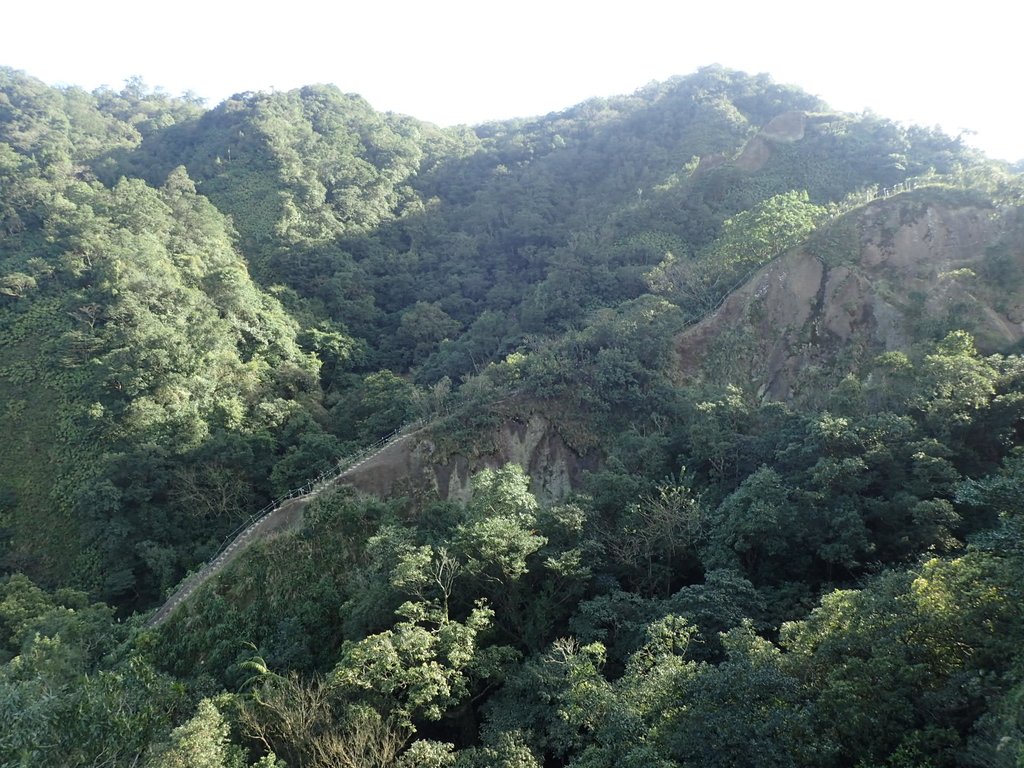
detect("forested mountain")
(1, 64), (1023, 767)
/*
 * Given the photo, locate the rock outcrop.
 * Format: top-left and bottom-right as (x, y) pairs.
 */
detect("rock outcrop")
(338, 414), (597, 503)
(734, 110), (807, 171)
(676, 192), (1023, 400)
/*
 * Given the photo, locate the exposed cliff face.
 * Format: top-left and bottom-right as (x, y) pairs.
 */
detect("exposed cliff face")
(676, 193), (1024, 400)
(734, 110), (806, 171)
(337, 415), (597, 503)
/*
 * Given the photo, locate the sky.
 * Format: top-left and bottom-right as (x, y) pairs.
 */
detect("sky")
(6, 0), (1023, 161)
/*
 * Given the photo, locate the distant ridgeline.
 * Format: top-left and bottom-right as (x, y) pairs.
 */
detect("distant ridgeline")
(2, 64), (1024, 768)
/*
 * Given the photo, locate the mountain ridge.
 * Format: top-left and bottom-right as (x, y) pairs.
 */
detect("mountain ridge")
(677, 185), (1024, 400)
(2, 64), (1024, 768)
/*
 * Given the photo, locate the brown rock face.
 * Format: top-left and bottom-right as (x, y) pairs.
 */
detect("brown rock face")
(338, 415), (597, 504)
(675, 196), (1022, 401)
(760, 111), (807, 142)
(735, 111), (807, 171)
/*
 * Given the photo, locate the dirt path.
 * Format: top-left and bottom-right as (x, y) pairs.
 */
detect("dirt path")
(145, 429), (421, 629)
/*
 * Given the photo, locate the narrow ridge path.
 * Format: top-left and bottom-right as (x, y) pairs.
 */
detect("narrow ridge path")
(145, 426), (422, 629)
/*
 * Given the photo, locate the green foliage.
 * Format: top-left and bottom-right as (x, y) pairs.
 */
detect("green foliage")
(330, 370), (417, 447)
(779, 549), (1024, 767)
(0, 90), (328, 598)
(0, 576), (184, 767)
(333, 599), (499, 729)
(646, 190), (825, 315)
(148, 697), (279, 768)
(1, 64), (1023, 768)
(705, 466), (796, 578)
(809, 213), (860, 268)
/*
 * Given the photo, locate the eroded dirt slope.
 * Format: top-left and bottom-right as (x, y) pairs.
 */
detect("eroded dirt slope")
(339, 414), (597, 503)
(676, 192), (1024, 400)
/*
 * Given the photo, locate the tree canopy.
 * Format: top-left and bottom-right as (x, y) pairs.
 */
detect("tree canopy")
(0, 64), (1022, 767)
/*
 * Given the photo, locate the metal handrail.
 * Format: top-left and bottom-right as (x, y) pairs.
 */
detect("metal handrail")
(145, 419), (424, 627)
(206, 421), (419, 562)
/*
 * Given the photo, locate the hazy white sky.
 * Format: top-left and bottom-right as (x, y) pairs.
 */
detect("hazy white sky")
(7, 0), (1023, 161)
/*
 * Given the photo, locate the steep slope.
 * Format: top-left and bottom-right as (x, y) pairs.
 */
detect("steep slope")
(117, 68), (976, 383)
(676, 185), (1024, 399)
(339, 412), (597, 503)
(0, 64), (1009, 614)
(0, 170), (325, 600)
(146, 423), (426, 628)
(0, 70), (339, 604)
(5, 66), (1024, 768)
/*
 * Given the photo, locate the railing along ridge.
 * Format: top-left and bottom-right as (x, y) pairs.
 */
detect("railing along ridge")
(209, 419), (423, 562)
(829, 173), (964, 217)
(145, 419), (424, 627)
(148, 178), (958, 627)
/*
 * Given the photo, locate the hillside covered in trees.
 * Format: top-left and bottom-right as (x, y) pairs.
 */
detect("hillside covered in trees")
(2, 64), (1024, 767)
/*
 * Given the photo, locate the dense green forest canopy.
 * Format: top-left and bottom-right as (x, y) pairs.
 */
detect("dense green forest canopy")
(1, 64), (1023, 766)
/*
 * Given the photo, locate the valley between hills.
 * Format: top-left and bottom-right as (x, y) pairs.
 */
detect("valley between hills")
(1, 64), (1023, 767)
